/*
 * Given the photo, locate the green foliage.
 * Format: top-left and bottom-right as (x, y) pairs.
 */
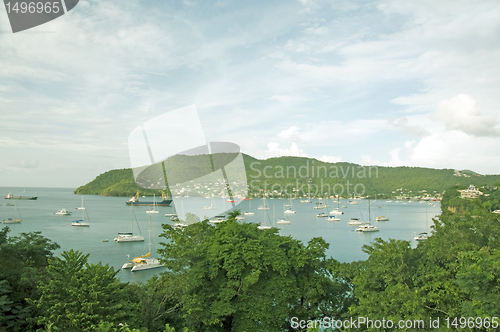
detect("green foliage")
(0, 227), (60, 331)
(156, 211), (347, 331)
(75, 154), (500, 198)
(31, 249), (131, 332)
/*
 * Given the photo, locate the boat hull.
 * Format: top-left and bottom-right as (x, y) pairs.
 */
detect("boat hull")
(126, 199), (172, 206)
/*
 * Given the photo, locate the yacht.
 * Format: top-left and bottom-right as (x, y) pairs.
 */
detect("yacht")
(355, 224), (379, 232)
(414, 232), (429, 241)
(347, 218), (369, 225)
(326, 215), (340, 221)
(55, 208), (71, 215)
(316, 212), (328, 218)
(376, 216), (389, 221)
(114, 232), (145, 242)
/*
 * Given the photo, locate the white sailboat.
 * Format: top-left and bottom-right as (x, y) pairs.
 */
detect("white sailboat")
(146, 194), (159, 214)
(277, 204), (291, 224)
(355, 200), (379, 232)
(114, 206), (145, 242)
(203, 194), (216, 210)
(257, 205), (272, 229)
(130, 215), (164, 272)
(284, 197), (296, 214)
(76, 196), (85, 210)
(414, 208), (430, 241)
(3, 200), (21, 224)
(72, 198), (89, 226)
(329, 196), (344, 215)
(244, 199), (254, 215)
(257, 197), (270, 210)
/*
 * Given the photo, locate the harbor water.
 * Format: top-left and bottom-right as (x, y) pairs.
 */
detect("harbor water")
(1, 187), (441, 283)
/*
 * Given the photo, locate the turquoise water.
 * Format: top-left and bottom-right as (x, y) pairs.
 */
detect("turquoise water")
(1, 187), (441, 283)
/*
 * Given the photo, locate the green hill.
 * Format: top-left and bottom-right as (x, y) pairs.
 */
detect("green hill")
(74, 154), (500, 198)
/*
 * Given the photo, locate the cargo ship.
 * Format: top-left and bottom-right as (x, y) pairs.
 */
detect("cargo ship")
(126, 190), (172, 206)
(5, 193), (37, 200)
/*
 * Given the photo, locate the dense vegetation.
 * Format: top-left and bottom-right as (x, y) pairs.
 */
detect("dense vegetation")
(74, 154), (500, 199)
(3, 185), (500, 331)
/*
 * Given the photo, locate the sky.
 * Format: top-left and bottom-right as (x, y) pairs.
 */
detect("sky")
(1, 0), (500, 188)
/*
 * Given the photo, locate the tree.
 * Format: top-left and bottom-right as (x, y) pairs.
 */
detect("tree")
(0, 227), (59, 331)
(31, 249), (131, 331)
(157, 211), (347, 332)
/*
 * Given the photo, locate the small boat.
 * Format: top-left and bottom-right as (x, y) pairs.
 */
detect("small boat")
(235, 216), (245, 220)
(146, 194), (159, 214)
(414, 232), (429, 241)
(326, 216), (340, 221)
(55, 208), (71, 215)
(209, 214), (226, 223)
(226, 199), (237, 203)
(173, 222), (188, 228)
(376, 216), (389, 221)
(276, 218), (290, 224)
(257, 198), (270, 210)
(3, 218), (21, 224)
(316, 213), (328, 218)
(347, 218), (369, 225)
(355, 224), (379, 232)
(76, 196), (85, 210)
(257, 225), (272, 230)
(3, 200), (21, 224)
(164, 213), (177, 217)
(102, 239), (109, 242)
(300, 199), (312, 203)
(243, 211), (254, 215)
(72, 198), (89, 226)
(115, 205), (145, 242)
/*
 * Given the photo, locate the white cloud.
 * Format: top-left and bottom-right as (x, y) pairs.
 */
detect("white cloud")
(264, 142), (309, 158)
(434, 94), (499, 137)
(305, 26), (328, 35)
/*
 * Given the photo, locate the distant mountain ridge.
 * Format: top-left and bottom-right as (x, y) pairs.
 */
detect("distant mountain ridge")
(74, 154), (500, 198)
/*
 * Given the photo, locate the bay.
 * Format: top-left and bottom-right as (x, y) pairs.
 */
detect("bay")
(1, 187), (441, 283)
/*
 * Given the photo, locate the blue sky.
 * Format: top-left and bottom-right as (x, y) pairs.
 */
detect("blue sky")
(1, 0), (500, 188)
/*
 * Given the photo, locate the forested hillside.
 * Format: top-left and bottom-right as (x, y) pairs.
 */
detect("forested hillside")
(75, 154), (500, 198)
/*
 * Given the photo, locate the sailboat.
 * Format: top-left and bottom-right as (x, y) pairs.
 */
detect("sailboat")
(284, 197), (296, 214)
(204, 194), (216, 210)
(329, 196), (344, 215)
(244, 199), (254, 215)
(114, 206), (145, 242)
(257, 197), (270, 210)
(76, 196), (85, 210)
(130, 215), (164, 271)
(257, 204), (272, 229)
(355, 201), (379, 232)
(72, 198), (90, 226)
(146, 194), (159, 214)
(326, 200), (341, 221)
(414, 207), (429, 241)
(3, 200), (21, 224)
(277, 204), (291, 224)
